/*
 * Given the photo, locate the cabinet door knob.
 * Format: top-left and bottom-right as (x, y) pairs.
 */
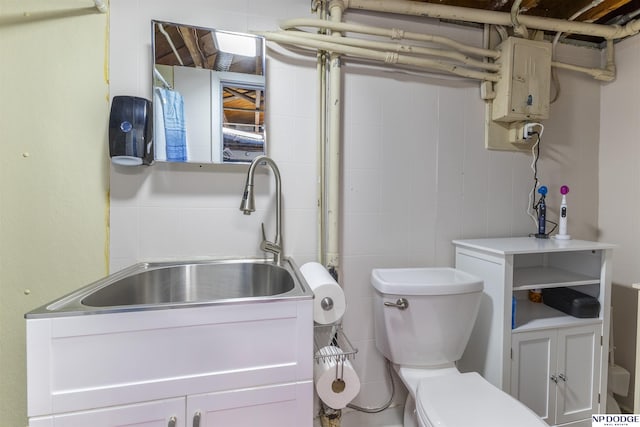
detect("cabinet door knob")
(168, 416), (177, 427)
(193, 411), (201, 427)
(558, 373), (567, 382)
(550, 374), (558, 383)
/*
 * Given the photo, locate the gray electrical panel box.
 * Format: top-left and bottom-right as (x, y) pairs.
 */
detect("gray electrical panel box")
(492, 37), (552, 122)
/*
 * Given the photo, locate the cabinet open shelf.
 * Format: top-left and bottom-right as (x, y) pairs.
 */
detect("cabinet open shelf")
(513, 298), (602, 333)
(513, 266), (600, 291)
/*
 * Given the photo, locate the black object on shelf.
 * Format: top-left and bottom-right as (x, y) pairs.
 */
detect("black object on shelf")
(542, 287), (600, 318)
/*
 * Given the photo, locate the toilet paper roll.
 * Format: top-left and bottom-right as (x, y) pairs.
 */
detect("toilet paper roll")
(314, 346), (361, 409)
(300, 262), (346, 325)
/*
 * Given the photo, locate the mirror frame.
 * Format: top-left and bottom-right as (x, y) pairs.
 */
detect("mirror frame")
(151, 20), (266, 164)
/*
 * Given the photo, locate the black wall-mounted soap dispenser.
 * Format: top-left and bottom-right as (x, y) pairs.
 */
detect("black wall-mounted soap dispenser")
(109, 96), (153, 166)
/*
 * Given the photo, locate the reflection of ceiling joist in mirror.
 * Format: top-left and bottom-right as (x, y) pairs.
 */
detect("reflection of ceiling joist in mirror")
(222, 86), (264, 131)
(152, 20), (266, 165)
(154, 22), (264, 75)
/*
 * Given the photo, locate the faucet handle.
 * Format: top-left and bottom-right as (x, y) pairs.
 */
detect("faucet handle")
(259, 223), (275, 250)
(261, 222), (267, 242)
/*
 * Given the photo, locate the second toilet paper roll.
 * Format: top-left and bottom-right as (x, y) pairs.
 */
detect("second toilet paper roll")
(300, 262), (346, 324)
(314, 346), (361, 409)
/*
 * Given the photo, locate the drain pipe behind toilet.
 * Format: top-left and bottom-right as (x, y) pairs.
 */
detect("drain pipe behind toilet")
(315, 0), (328, 266)
(325, 0), (345, 279)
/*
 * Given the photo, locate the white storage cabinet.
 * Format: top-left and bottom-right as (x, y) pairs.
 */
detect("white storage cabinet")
(454, 237), (613, 427)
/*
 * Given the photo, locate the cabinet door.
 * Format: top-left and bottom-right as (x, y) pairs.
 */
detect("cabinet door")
(555, 324), (601, 425)
(511, 330), (557, 424)
(187, 382), (309, 427)
(30, 398), (185, 427)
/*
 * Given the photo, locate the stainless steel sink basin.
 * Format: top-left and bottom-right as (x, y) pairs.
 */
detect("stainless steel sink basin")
(26, 258), (311, 318)
(82, 262), (295, 307)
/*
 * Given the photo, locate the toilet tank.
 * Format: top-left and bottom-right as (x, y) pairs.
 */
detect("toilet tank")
(371, 268), (483, 367)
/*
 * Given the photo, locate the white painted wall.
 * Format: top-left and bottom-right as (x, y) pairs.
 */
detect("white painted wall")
(600, 34), (640, 412)
(109, 0), (319, 271)
(0, 1), (109, 426)
(110, 1), (603, 423)
(339, 11), (602, 411)
(600, 36), (640, 287)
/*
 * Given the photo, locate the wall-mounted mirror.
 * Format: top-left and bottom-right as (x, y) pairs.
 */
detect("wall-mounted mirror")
(152, 20), (266, 164)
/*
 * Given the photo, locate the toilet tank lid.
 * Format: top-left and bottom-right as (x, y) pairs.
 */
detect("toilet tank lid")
(371, 268), (483, 296)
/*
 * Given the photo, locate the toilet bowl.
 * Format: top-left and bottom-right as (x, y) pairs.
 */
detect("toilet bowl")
(607, 391), (622, 414)
(607, 364), (630, 413)
(371, 267), (547, 427)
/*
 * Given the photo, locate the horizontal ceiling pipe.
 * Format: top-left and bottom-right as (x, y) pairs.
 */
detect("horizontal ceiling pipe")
(271, 31), (616, 83)
(264, 30), (614, 82)
(344, 0), (638, 40)
(259, 31), (499, 81)
(280, 18), (500, 59)
(286, 31), (500, 71)
(552, 0), (605, 49)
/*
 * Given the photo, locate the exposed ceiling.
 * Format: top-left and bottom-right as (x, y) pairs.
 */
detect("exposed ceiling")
(154, 24), (263, 73)
(411, 0), (640, 44)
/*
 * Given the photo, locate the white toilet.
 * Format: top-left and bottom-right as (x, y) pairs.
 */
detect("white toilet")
(372, 267), (547, 427)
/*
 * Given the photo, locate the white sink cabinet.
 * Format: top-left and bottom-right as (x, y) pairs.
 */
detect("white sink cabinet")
(27, 299), (313, 427)
(453, 237), (613, 427)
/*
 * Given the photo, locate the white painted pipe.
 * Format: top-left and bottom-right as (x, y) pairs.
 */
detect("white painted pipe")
(326, 0), (344, 274)
(269, 15), (618, 82)
(510, 0), (528, 38)
(281, 18), (500, 59)
(552, 0), (605, 54)
(344, 0), (640, 40)
(283, 31), (500, 71)
(263, 28), (614, 82)
(551, 60), (614, 81)
(93, 0), (107, 13)
(317, 4), (328, 265)
(479, 24), (496, 100)
(260, 31), (499, 81)
(604, 38), (616, 78)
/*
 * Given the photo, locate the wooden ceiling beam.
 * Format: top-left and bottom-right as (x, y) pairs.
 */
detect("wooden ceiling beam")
(576, 0), (633, 22)
(520, 0), (541, 12)
(177, 26), (204, 68)
(411, 0), (633, 23)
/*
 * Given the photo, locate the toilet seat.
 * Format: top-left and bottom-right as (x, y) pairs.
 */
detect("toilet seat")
(415, 372), (546, 427)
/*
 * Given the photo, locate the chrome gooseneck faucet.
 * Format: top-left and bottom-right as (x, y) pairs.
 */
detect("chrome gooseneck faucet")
(239, 155), (283, 265)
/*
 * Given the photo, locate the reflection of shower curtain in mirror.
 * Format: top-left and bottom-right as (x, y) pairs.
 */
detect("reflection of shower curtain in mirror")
(154, 87), (187, 162)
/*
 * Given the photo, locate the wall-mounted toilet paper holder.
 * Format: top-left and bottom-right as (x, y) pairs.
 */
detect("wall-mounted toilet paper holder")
(314, 325), (360, 409)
